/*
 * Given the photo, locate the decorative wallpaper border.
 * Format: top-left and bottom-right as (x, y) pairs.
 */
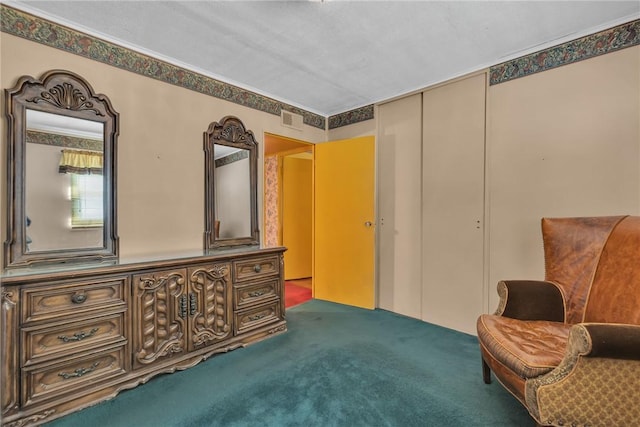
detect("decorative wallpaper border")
(328, 105), (375, 130)
(26, 130), (103, 151)
(214, 149), (249, 168)
(0, 5), (326, 130)
(3, 5), (637, 128)
(490, 19), (640, 85)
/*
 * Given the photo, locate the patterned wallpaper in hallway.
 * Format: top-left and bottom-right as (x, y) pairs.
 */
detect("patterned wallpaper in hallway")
(264, 156), (279, 247)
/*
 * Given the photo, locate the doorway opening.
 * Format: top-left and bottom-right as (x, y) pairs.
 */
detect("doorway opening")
(263, 133), (314, 308)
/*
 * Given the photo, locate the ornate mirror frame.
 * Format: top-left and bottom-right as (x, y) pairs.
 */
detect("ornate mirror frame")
(4, 70), (119, 268)
(204, 116), (259, 249)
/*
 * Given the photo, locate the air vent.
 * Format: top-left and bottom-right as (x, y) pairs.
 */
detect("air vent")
(281, 110), (303, 130)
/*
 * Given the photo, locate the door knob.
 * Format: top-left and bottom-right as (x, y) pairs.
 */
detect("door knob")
(364, 221), (373, 228)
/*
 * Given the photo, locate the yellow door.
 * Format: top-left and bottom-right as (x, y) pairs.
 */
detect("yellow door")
(314, 136), (375, 309)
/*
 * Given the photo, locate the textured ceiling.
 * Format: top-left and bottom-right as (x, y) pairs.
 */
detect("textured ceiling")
(7, 1), (640, 117)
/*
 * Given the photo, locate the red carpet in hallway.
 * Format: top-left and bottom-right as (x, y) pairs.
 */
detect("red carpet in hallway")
(285, 282), (312, 308)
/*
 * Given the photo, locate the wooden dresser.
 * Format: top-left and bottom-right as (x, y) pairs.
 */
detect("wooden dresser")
(0, 247), (287, 426)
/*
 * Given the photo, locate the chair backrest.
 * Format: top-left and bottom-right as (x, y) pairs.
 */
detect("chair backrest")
(584, 215), (640, 325)
(542, 216), (627, 324)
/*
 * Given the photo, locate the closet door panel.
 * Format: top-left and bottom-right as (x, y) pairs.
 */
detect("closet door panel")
(377, 94), (423, 318)
(421, 74), (486, 335)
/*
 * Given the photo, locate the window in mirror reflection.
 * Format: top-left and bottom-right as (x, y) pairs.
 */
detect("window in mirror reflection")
(70, 174), (103, 228)
(25, 109), (104, 252)
(214, 145), (251, 239)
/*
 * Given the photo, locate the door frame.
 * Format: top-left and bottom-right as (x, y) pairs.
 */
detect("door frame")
(263, 133), (314, 284)
(263, 133), (377, 309)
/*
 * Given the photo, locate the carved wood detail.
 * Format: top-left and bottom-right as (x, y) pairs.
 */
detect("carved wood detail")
(189, 264), (232, 348)
(1, 290), (18, 415)
(268, 324), (288, 335)
(5, 410), (55, 427)
(26, 82), (104, 116)
(133, 271), (187, 367)
(208, 116), (257, 146)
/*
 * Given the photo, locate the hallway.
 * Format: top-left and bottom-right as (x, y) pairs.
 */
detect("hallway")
(285, 278), (312, 308)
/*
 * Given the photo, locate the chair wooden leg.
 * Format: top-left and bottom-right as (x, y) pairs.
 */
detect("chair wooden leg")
(482, 358), (491, 384)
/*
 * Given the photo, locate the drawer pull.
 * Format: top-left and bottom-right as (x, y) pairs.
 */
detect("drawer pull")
(70, 293), (87, 304)
(189, 293), (197, 316)
(58, 328), (99, 342)
(178, 294), (187, 319)
(253, 264), (262, 273)
(58, 362), (99, 379)
(248, 290), (265, 297)
(248, 313), (266, 321)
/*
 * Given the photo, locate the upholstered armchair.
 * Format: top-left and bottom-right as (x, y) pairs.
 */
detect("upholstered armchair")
(477, 216), (640, 427)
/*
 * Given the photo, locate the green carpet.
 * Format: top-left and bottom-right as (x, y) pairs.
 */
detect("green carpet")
(45, 300), (532, 426)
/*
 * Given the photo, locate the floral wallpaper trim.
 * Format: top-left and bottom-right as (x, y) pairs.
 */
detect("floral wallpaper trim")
(263, 156), (279, 248)
(5, 6), (636, 128)
(214, 150), (249, 168)
(26, 130), (103, 151)
(490, 19), (640, 86)
(1, 5), (325, 130)
(328, 105), (375, 130)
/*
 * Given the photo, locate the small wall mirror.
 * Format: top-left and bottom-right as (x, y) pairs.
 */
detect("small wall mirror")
(204, 116), (259, 249)
(4, 70), (118, 267)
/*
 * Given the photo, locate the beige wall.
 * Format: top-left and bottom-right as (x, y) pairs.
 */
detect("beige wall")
(487, 46), (640, 311)
(0, 33), (325, 260)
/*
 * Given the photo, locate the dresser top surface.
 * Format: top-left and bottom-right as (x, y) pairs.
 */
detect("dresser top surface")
(1, 246), (285, 283)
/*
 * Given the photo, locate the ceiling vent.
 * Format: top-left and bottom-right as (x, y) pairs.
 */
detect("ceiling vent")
(281, 110), (303, 131)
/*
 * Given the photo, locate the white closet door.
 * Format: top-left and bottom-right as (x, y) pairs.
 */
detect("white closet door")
(377, 94), (423, 318)
(422, 73), (486, 335)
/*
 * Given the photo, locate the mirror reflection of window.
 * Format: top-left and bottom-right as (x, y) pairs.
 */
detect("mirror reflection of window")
(70, 173), (104, 228)
(25, 109), (104, 252)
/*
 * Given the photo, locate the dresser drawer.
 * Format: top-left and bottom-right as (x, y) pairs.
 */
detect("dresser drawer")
(21, 276), (128, 324)
(234, 279), (279, 309)
(22, 313), (126, 366)
(22, 345), (126, 406)
(234, 300), (281, 335)
(232, 255), (280, 283)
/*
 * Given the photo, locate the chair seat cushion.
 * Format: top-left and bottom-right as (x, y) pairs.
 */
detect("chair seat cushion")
(477, 314), (571, 378)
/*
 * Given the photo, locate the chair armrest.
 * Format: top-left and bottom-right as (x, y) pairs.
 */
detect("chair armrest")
(494, 280), (565, 322)
(581, 323), (640, 359)
(525, 323), (640, 426)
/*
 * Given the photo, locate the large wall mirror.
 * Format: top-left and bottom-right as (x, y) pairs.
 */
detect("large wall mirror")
(4, 70), (118, 268)
(204, 116), (259, 249)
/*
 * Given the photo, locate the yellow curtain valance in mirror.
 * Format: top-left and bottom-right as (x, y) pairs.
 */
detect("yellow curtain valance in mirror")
(59, 149), (103, 175)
